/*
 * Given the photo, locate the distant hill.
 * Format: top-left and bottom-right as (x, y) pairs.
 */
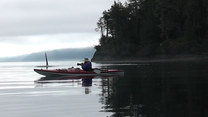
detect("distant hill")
(0, 47), (95, 62)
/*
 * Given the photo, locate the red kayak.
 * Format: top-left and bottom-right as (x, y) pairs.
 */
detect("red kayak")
(34, 68), (124, 77)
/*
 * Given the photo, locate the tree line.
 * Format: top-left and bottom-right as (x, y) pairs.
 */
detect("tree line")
(92, 0), (208, 60)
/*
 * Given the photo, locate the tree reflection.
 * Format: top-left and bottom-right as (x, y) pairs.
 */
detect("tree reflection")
(99, 62), (208, 117)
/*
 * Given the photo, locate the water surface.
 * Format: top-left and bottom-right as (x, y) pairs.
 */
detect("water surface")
(0, 60), (207, 117)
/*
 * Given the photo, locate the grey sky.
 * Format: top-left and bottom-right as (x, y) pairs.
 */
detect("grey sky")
(0, 0), (126, 57)
(0, 0), (117, 36)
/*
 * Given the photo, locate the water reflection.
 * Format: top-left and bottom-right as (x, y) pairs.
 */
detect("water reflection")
(35, 76), (94, 95)
(98, 61), (208, 117)
(35, 75), (117, 95)
(35, 76), (93, 84)
(32, 61), (208, 116)
(82, 78), (92, 94)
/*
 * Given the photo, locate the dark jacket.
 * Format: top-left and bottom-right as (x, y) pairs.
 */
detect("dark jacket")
(81, 61), (92, 71)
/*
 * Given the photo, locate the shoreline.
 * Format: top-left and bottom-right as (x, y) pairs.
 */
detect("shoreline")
(92, 55), (208, 64)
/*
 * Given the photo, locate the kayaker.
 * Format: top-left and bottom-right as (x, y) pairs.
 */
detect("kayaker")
(79, 58), (92, 71)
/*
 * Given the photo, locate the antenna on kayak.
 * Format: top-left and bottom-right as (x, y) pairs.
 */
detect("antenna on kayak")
(45, 52), (48, 66)
(35, 52), (54, 68)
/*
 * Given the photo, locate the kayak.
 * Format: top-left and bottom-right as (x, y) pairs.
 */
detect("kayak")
(34, 68), (124, 77)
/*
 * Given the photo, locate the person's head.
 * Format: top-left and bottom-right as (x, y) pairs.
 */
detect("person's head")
(84, 57), (89, 62)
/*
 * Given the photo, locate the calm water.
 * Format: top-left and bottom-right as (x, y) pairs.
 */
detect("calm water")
(0, 60), (208, 117)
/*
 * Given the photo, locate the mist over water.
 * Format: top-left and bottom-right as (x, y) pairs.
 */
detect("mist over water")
(0, 60), (207, 117)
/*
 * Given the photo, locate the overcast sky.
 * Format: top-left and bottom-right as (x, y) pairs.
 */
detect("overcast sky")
(0, 0), (126, 57)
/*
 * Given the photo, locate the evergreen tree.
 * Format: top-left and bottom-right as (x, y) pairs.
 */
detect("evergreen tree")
(92, 0), (208, 61)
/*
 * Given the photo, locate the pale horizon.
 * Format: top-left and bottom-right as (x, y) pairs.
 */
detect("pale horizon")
(0, 44), (96, 58)
(0, 33), (99, 57)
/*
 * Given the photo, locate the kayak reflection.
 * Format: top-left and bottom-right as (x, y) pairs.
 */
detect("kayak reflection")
(34, 74), (123, 95)
(35, 76), (94, 87)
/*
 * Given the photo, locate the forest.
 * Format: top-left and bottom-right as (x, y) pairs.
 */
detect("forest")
(92, 0), (208, 61)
